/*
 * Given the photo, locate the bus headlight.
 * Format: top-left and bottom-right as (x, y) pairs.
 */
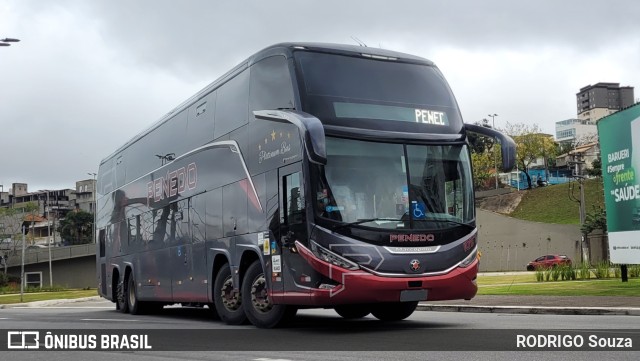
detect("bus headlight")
(310, 241), (359, 271)
(459, 247), (478, 268)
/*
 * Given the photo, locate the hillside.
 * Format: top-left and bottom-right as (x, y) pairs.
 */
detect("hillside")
(508, 178), (605, 224)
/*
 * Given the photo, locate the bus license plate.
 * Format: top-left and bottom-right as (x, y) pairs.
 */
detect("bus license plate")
(400, 289), (428, 302)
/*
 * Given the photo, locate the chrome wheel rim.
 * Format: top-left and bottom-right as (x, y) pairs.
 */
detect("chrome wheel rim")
(250, 274), (272, 313)
(220, 276), (241, 311)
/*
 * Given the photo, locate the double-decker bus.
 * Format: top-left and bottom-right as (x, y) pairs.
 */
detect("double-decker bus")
(96, 43), (515, 328)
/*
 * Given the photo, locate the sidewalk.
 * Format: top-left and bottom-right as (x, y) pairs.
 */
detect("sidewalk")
(419, 295), (640, 316)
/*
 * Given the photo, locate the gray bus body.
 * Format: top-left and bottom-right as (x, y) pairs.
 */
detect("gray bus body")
(96, 43), (515, 328)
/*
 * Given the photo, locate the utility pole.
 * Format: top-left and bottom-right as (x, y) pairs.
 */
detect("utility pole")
(488, 114), (499, 189)
(20, 225), (25, 302)
(88, 173), (97, 244)
(569, 157), (588, 264)
(46, 191), (53, 287)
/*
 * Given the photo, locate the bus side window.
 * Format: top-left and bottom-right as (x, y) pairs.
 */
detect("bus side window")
(214, 69), (249, 139)
(284, 172), (304, 225)
(250, 55), (295, 113)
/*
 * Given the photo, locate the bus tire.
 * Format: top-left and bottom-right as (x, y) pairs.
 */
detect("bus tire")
(371, 301), (418, 321)
(242, 261), (295, 328)
(214, 264), (246, 325)
(334, 305), (371, 319)
(116, 279), (129, 313)
(127, 275), (142, 315)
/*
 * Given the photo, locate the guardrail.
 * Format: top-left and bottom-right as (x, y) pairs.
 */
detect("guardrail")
(4, 243), (96, 267)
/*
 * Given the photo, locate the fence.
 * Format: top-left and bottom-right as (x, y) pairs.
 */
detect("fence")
(5, 243), (95, 267)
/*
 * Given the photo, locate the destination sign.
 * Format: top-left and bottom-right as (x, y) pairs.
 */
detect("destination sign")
(333, 102), (449, 126)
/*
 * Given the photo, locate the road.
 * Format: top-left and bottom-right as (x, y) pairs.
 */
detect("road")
(1, 299), (639, 360)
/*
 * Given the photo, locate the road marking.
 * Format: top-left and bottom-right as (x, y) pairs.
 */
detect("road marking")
(0, 317), (10, 320)
(253, 359), (294, 361)
(81, 318), (140, 322)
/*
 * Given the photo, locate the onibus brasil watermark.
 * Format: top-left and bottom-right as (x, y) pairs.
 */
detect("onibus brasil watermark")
(7, 331), (152, 350)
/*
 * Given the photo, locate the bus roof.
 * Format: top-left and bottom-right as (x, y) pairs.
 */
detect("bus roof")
(100, 43), (435, 166)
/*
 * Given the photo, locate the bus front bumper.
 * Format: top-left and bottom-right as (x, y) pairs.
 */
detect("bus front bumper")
(270, 242), (478, 306)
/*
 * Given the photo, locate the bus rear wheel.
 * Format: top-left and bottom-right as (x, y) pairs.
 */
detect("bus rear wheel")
(334, 305), (371, 319)
(371, 301), (418, 321)
(214, 264), (246, 325)
(242, 261), (296, 328)
(127, 275), (141, 314)
(116, 279), (129, 313)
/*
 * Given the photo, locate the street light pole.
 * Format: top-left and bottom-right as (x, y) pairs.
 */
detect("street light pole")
(88, 173), (97, 244)
(488, 113), (499, 189)
(46, 191), (53, 287)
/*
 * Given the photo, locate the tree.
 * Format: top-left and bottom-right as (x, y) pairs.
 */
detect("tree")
(587, 155), (602, 177)
(581, 205), (607, 234)
(0, 202), (39, 255)
(57, 210), (93, 245)
(471, 151), (493, 189)
(505, 122), (557, 189)
(468, 119), (503, 190)
(467, 119), (494, 153)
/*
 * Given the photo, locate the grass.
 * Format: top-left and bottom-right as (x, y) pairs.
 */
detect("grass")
(0, 289), (97, 305)
(509, 178), (605, 224)
(477, 277), (640, 297)
(476, 274), (536, 286)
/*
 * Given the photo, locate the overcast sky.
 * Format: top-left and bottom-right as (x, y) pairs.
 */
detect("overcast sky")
(1, 0), (639, 191)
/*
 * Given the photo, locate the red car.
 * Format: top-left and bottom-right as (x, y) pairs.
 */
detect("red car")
(526, 255), (571, 271)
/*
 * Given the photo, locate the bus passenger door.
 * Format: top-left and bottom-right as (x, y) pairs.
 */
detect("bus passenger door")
(170, 199), (193, 302)
(277, 163), (311, 296)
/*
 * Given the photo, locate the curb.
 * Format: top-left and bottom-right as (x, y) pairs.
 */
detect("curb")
(417, 304), (640, 316)
(0, 296), (102, 309)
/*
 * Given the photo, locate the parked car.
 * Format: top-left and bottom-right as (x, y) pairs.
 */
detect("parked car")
(526, 255), (571, 271)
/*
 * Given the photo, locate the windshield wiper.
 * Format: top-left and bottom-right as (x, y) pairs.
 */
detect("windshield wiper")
(421, 218), (475, 230)
(332, 218), (401, 231)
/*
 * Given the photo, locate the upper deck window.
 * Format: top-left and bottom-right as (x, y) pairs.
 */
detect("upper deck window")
(295, 51), (462, 130)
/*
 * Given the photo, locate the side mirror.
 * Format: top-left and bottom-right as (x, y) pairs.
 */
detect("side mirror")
(254, 110), (326, 165)
(464, 123), (516, 171)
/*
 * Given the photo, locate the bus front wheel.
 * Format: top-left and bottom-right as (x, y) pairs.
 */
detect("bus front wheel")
(371, 301), (418, 321)
(242, 261), (296, 328)
(213, 264), (247, 325)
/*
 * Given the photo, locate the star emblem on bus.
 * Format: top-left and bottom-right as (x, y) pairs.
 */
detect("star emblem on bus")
(410, 259), (421, 272)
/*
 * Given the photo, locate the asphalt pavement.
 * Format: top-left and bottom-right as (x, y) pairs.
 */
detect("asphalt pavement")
(2, 294), (640, 316)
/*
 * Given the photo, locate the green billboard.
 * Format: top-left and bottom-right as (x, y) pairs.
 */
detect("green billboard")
(597, 103), (640, 264)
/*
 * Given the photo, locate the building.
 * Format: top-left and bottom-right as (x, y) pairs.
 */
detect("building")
(555, 118), (598, 145)
(0, 184), (77, 247)
(555, 142), (600, 176)
(576, 82), (635, 122)
(74, 179), (97, 213)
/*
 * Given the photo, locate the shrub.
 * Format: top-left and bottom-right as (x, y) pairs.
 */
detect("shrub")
(578, 262), (591, 280)
(630, 265), (640, 278)
(560, 264), (574, 281)
(535, 268), (545, 282)
(613, 265), (621, 278)
(551, 266), (562, 281)
(594, 261), (610, 279)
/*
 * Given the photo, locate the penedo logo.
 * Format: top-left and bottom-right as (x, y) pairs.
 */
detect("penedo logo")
(7, 331), (152, 350)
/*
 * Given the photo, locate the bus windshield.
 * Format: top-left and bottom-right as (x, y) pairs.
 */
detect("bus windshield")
(313, 137), (474, 230)
(295, 51), (463, 129)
